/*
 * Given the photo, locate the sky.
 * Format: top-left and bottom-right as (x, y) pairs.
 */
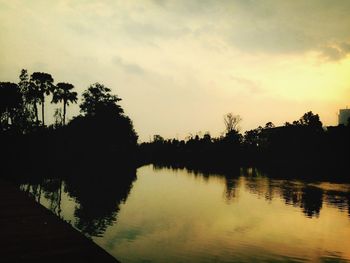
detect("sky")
(1, 0), (350, 141)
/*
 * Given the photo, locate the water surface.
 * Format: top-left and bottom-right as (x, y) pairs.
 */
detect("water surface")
(20, 165), (350, 262)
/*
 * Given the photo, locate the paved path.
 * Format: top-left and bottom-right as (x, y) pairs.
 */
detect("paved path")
(0, 180), (119, 263)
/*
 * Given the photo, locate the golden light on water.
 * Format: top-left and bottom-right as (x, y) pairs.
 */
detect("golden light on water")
(90, 166), (350, 262)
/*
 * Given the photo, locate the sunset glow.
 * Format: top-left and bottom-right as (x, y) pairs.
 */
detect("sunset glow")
(1, 0), (350, 141)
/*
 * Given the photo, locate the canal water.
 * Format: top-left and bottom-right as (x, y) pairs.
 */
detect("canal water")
(20, 165), (350, 262)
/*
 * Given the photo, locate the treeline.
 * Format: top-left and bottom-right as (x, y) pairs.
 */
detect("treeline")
(1, 69), (138, 178)
(140, 112), (350, 179)
(2, 69), (349, 180)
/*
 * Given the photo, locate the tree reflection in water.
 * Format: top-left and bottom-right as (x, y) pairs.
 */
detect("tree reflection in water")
(19, 164), (350, 243)
(19, 165), (136, 238)
(300, 186), (323, 218)
(235, 168), (350, 219)
(159, 166), (350, 220)
(65, 168), (136, 237)
(223, 168), (240, 203)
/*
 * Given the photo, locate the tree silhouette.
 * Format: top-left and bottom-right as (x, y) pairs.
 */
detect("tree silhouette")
(80, 83), (123, 116)
(224, 113), (242, 134)
(52, 82), (78, 125)
(244, 126), (263, 147)
(26, 81), (40, 125)
(18, 69), (30, 99)
(299, 111), (323, 129)
(53, 108), (63, 127)
(30, 72), (54, 126)
(68, 82), (138, 160)
(16, 69), (37, 130)
(0, 82), (22, 130)
(265, 122), (275, 129)
(223, 113), (242, 150)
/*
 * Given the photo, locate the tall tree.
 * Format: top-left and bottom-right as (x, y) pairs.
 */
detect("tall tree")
(18, 69), (29, 95)
(30, 72), (54, 126)
(224, 113), (242, 134)
(70, 82), (138, 156)
(18, 69), (36, 128)
(52, 82), (78, 125)
(80, 83), (123, 116)
(26, 81), (40, 125)
(0, 82), (22, 129)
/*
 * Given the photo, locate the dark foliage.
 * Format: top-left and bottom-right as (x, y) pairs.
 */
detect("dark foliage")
(68, 82), (138, 164)
(1, 69), (349, 183)
(52, 82), (78, 125)
(1, 70), (139, 182)
(0, 82), (23, 131)
(30, 72), (54, 126)
(140, 111), (350, 181)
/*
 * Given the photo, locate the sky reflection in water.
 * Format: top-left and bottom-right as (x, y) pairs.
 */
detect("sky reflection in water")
(21, 165), (350, 263)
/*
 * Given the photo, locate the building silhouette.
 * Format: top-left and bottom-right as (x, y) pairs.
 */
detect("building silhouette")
(338, 108), (350, 125)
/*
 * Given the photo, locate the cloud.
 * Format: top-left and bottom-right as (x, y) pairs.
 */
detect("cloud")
(230, 76), (263, 94)
(225, 1), (350, 56)
(118, 18), (191, 43)
(111, 56), (145, 75)
(151, 0), (350, 58)
(320, 42), (350, 61)
(1, 0), (349, 140)
(9, 0), (350, 59)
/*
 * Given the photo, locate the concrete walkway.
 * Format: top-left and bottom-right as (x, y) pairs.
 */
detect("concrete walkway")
(0, 180), (119, 263)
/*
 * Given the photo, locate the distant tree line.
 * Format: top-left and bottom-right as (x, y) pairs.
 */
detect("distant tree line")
(140, 111), (350, 179)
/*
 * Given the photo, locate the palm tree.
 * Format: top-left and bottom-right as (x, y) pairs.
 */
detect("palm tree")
(30, 72), (54, 126)
(26, 82), (41, 125)
(52, 82), (78, 125)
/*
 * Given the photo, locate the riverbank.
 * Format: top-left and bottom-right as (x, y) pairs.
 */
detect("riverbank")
(0, 179), (119, 263)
